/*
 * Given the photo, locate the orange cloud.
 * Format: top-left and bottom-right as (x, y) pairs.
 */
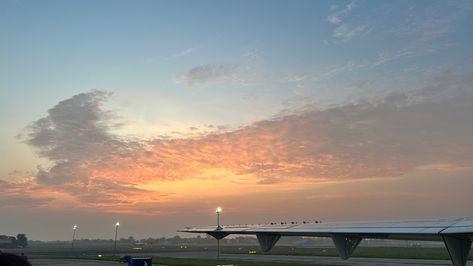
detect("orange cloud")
(3, 71), (473, 215)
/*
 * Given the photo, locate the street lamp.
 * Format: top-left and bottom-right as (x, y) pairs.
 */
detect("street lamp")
(216, 207), (222, 230)
(113, 222), (120, 256)
(215, 207), (222, 259)
(71, 225), (78, 250)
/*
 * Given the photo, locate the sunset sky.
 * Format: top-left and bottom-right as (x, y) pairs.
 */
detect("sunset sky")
(1, 0), (473, 241)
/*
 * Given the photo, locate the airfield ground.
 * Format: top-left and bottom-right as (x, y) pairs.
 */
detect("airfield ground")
(30, 259), (122, 266)
(28, 255), (473, 266)
(5, 244), (473, 266)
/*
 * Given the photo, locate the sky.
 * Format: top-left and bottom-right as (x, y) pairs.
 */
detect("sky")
(0, 0), (473, 241)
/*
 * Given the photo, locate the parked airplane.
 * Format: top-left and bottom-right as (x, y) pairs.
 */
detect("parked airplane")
(179, 217), (473, 266)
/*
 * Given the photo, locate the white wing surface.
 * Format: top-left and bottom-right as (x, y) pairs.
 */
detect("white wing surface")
(179, 217), (473, 266)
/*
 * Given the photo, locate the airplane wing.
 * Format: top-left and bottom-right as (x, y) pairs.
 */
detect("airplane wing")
(179, 217), (473, 266)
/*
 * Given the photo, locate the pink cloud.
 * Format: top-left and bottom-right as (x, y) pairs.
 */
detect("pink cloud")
(3, 71), (473, 214)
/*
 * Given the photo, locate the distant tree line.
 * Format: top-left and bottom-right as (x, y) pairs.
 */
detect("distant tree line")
(29, 235), (312, 246)
(0, 234), (28, 248)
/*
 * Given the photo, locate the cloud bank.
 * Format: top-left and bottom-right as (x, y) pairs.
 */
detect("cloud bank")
(2, 71), (472, 214)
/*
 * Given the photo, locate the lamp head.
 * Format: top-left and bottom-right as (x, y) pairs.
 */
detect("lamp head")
(73, 225), (78, 230)
(216, 207), (222, 213)
(115, 222), (120, 227)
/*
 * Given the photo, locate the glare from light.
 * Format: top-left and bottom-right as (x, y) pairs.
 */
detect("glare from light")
(115, 222), (120, 227)
(216, 207), (222, 213)
(73, 225), (78, 230)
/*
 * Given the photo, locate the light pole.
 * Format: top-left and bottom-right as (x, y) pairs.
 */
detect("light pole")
(113, 222), (120, 256)
(71, 225), (78, 250)
(216, 207), (222, 259)
(216, 207), (222, 230)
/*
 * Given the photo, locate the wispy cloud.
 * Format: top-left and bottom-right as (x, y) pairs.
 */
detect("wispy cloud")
(326, 1), (356, 25)
(395, 1), (473, 43)
(147, 45), (200, 63)
(175, 63), (240, 87)
(327, 15), (342, 24)
(312, 45), (436, 81)
(170, 46), (199, 59)
(242, 48), (262, 61)
(333, 23), (370, 41)
(325, 1), (371, 42)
